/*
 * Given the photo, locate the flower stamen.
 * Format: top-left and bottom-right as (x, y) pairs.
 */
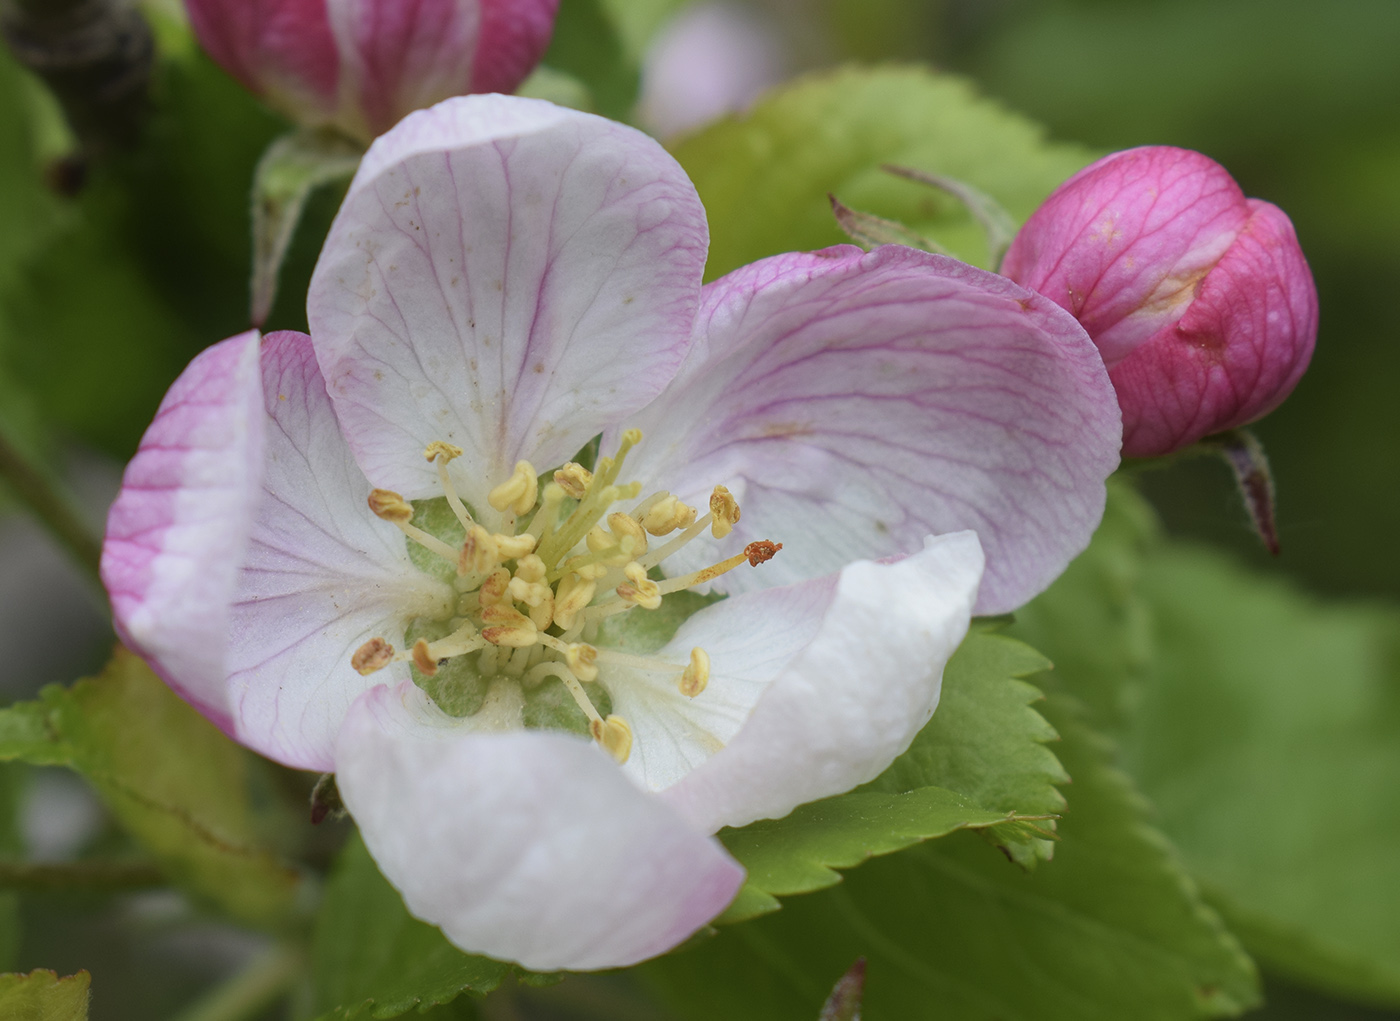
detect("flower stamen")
(679, 648), (709, 697)
(488, 460), (539, 517)
(369, 489), (462, 563)
(424, 441), (474, 531)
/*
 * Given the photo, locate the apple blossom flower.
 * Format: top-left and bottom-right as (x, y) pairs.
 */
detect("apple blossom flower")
(184, 0), (559, 141)
(101, 95), (1120, 969)
(1002, 145), (1318, 457)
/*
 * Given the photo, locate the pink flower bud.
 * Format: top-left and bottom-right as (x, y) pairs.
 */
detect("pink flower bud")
(1002, 146), (1317, 457)
(186, 0), (560, 141)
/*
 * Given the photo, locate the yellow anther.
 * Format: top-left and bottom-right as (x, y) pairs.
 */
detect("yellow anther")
(640, 495), (697, 536)
(616, 561), (662, 610)
(478, 567), (510, 607)
(410, 638), (439, 677)
(459, 524), (500, 575)
(553, 573), (597, 631)
(479, 604), (538, 647)
(368, 489), (414, 524)
(494, 532), (538, 560)
(527, 590), (554, 630)
(351, 637), (394, 676)
(710, 485), (740, 539)
(565, 642), (599, 682)
(507, 576), (551, 607)
(514, 553), (547, 584)
(590, 714), (633, 763)
(423, 441), (463, 463)
(607, 512), (649, 556)
(679, 647), (710, 697)
(553, 462), (594, 500)
(488, 460), (539, 515)
(577, 562), (608, 581)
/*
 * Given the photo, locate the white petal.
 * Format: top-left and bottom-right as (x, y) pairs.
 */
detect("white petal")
(660, 531), (984, 833)
(308, 93), (708, 511)
(335, 682), (746, 971)
(227, 332), (454, 771)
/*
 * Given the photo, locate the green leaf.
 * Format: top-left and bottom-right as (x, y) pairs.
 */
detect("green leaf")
(1125, 545), (1400, 1006)
(669, 65), (1093, 279)
(1007, 477), (1160, 731)
(862, 627), (1067, 863)
(712, 627), (1068, 925)
(541, 0), (640, 121)
(716, 788), (1010, 924)
(0, 970), (90, 1021)
(641, 697), (1260, 1021)
(311, 835), (510, 1020)
(0, 649), (301, 927)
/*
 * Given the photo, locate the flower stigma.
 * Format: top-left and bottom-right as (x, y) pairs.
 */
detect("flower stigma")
(351, 430), (782, 763)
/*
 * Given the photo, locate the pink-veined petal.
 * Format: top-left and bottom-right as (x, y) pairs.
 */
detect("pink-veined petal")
(621, 245), (1121, 616)
(470, 0), (560, 95)
(186, 0), (340, 122)
(309, 94), (708, 511)
(102, 331), (266, 734)
(335, 681), (745, 971)
(226, 332), (454, 772)
(659, 531), (984, 833)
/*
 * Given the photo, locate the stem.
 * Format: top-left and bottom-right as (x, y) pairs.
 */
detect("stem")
(169, 943), (304, 1021)
(0, 858), (164, 891)
(0, 425), (103, 586)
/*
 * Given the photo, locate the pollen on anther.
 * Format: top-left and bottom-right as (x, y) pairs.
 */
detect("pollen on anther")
(410, 638), (439, 677)
(744, 540), (783, 566)
(710, 485), (740, 539)
(553, 462), (593, 500)
(423, 441), (463, 463)
(351, 637), (394, 675)
(368, 489), (413, 523)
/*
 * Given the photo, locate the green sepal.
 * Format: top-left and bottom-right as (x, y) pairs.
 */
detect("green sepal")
(250, 127), (362, 325)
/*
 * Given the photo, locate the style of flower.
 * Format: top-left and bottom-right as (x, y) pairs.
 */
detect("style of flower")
(185, 0), (560, 141)
(102, 95), (1121, 970)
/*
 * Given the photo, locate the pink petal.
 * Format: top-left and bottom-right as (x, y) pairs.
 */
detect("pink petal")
(102, 331), (266, 734)
(1111, 199), (1319, 456)
(470, 0), (561, 96)
(661, 531), (984, 833)
(335, 682), (745, 970)
(226, 332), (455, 772)
(622, 245), (1121, 616)
(309, 94), (708, 510)
(330, 0), (481, 139)
(186, 0), (340, 122)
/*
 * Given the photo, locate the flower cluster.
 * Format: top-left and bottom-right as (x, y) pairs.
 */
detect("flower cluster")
(102, 95), (1121, 969)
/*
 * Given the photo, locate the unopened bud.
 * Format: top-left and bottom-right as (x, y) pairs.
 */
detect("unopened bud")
(185, 0), (561, 141)
(1002, 146), (1317, 457)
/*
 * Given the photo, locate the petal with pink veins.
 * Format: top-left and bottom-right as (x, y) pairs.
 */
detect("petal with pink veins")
(621, 245), (1120, 616)
(309, 95), (708, 511)
(335, 681), (745, 971)
(226, 331), (455, 772)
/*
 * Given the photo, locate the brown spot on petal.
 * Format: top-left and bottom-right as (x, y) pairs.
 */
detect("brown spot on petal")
(745, 540), (783, 566)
